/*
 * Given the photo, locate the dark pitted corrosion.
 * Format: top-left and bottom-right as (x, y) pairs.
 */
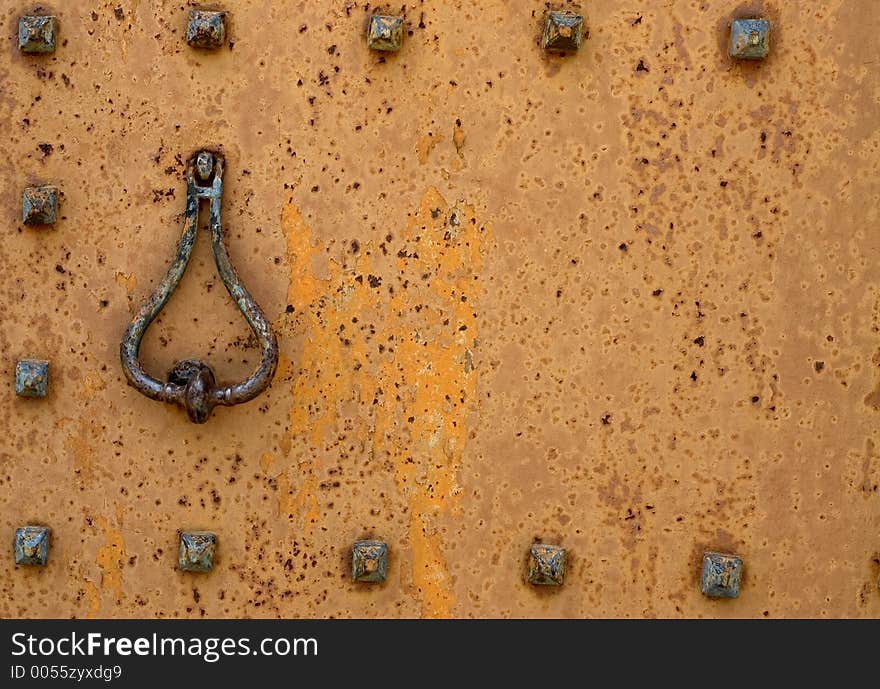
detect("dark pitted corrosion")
(119, 151), (278, 423)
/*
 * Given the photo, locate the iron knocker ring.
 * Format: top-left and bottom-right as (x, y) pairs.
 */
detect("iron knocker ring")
(120, 150), (279, 423)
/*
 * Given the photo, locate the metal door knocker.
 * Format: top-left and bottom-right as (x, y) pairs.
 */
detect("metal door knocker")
(120, 150), (278, 423)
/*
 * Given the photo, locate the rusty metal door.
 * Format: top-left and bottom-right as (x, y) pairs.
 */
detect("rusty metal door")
(2, 1), (879, 619)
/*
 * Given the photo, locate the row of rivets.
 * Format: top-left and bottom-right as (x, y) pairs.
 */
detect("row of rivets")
(15, 527), (746, 597)
(17, 11), (772, 59)
(15, 528), (390, 583)
(529, 546), (743, 598)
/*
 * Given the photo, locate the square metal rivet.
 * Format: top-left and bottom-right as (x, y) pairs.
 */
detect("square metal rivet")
(22, 186), (58, 226)
(352, 540), (388, 582)
(15, 526), (50, 566)
(186, 10), (226, 49)
(18, 16), (57, 54)
(700, 551), (743, 598)
(542, 11), (583, 53)
(367, 15), (403, 52)
(178, 531), (216, 572)
(527, 544), (565, 586)
(729, 18), (770, 60)
(15, 360), (49, 398)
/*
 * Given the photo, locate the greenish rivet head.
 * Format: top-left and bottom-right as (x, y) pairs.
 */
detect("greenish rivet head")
(527, 543), (566, 586)
(367, 15), (403, 52)
(542, 11), (584, 53)
(178, 531), (216, 572)
(352, 540), (388, 582)
(186, 10), (226, 50)
(19, 16), (57, 54)
(15, 526), (50, 566)
(729, 18), (770, 60)
(700, 551), (743, 598)
(22, 186), (59, 226)
(15, 360), (49, 397)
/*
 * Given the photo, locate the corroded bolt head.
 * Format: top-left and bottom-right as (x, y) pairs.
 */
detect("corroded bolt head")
(367, 15), (403, 52)
(542, 11), (583, 53)
(178, 531), (216, 572)
(527, 544), (565, 586)
(18, 16), (57, 54)
(700, 551), (743, 598)
(194, 151), (215, 183)
(15, 526), (50, 566)
(729, 18), (770, 60)
(15, 360), (49, 398)
(186, 10), (226, 50)
(22, 186), (58, 226)
(352, 540), (388, 582)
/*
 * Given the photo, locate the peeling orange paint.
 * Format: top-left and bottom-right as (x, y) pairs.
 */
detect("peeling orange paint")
(416, 133), (444, 165)
(115, 271), (137, 295)
(83, 580), (100, 619)
(281, 187), (488, 617)
(277, 469), (320, 534)
(95, 516), (126, 607)
(63, 418), (100, 483)
(82, 373), (107, 398)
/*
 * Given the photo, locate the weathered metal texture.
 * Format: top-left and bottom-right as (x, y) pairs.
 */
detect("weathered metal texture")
(352, 540), (388, 583)
(0, 1), (878, 619)
(119, 151), (279, 423)
(18, 15), (57, 54)
(14, 359), (49, 398)
(21, 185), (58, 225)
(178, 531), (216, 573)
(186, 10), (226, 50)
(527, 544), (566, 586)
(542, 11), (584, 53)
(729, 18), (770, 60)
(14, 526), (50, 566)
(367, 15), (403, 52)
(700, 551), (743, 598)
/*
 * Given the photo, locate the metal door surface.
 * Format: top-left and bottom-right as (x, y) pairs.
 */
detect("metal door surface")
(1, 1), (878, 618)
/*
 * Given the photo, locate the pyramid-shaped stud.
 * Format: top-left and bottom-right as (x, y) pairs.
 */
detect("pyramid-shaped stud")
(527, 544), (565, 586)
(700, 551), (743, 598)
(15, 526), (50, 566)
(367, 15), (403, 52)
(178, 531), (216, 572)
(542, 11), (583, 53)
(15, 360), (49, 398)
(352, 540), (388, 582)
(22, 186), (58, 226)
(186, 10), (227, 49)
(729, 18), (770, 60)
(19, 16), (57, 54)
